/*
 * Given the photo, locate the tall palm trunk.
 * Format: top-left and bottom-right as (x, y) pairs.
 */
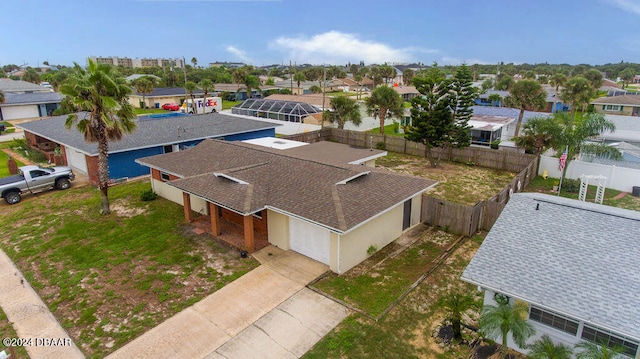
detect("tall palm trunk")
(553, 85), (559, 113)
(379, 106), (387, 134)
(96, 122), (111, 215)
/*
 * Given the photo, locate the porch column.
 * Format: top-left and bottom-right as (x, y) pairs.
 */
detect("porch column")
(243, 215), (255, 253)
(208, 202), (221, 236)
(182, 192), (192, 223)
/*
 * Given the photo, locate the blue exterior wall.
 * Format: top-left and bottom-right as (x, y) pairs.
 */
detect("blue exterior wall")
(105, 127), (275, 179)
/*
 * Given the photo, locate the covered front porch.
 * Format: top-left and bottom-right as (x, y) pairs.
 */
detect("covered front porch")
(182, 193), (269, 253)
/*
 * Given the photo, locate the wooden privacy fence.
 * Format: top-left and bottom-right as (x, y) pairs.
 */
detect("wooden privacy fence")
(298, 128), (536, 172)
(421, 155), (539, 235)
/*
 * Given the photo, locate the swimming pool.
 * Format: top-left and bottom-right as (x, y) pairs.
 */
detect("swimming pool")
(139, 112), (189, 121)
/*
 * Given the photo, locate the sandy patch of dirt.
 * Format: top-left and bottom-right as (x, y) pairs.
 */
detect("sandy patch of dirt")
(111, 199), (148, 217)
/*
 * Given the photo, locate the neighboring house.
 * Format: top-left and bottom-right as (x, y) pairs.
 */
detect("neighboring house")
(0, 78), (53, 94)
(471, 106), (551, 140)
(0, 92), (63, 121)
(393, 85), (420, 101)
(273, 79), (343, 95)
(335, 77), (374, 93)
(469, 115), (515, 145)
(599, 114), (640, 147)
(129, 84), (280, 108)
(136, 139), (435, 273)
(475, 90), (510, 107)
(591, 95), (640, 116)
(461, 193), (640, 358)
(17, 112), (279, 185)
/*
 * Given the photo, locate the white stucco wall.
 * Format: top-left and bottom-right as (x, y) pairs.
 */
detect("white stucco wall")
(267, 210), (290, 250)
(151, 178), (206, 214)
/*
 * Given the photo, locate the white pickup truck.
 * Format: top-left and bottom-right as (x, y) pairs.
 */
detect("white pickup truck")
(0, 165), (75, 205)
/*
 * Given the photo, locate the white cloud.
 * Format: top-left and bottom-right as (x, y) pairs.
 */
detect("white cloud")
(270, 31), (435, 65)
(605, 0), (640, 15)
(226, 45), (252, 63)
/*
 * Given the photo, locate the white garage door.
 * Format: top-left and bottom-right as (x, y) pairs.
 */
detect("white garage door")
(65, 147), (88, 174)
(289, 217), (330, 265)
(1, 105), (39, 121)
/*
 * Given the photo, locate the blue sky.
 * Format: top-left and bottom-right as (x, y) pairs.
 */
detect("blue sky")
(3, 0), (640, 68)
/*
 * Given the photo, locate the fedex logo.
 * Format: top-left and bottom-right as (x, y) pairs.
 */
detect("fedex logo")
(196, 99), (218, 108)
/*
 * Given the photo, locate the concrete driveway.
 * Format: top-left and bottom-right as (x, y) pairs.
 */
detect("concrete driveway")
(107, 247), (348, 359)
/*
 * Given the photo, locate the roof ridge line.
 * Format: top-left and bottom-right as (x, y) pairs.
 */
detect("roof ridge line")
(331, 185), (348, 231)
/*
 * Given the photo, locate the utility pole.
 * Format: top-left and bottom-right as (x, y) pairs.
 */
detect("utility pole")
(290, 60), (293, 94)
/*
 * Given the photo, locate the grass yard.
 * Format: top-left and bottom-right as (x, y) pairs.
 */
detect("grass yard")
(305, 233), (488, 359)
(313, 226), (459, 317)
(0, 180), (259, 358)
(0, 306), (29, 358)
(0, 142), (26, 177)
(1, 121), (16, 133)
(376, 152), (516, 205)
(526, 175), (640, 211)
(369, 123), (403, 136)
(222, 100), (241, 110)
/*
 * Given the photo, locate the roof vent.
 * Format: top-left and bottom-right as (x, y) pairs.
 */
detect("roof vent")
(273, 140), (286, 145)
(336, 171), (370, 185)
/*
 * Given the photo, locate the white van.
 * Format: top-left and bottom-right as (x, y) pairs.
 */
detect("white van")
(180, 97), (222, 114)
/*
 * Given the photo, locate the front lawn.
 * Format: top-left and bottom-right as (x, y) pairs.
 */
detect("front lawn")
(0, 142), (26, 177)
(0, 180), (259, 358)
(304, 234), (487, 359)
(376, 152), (516, 205)
(134, 108), (170, 115)
(0, 306), (29, 358)
(526, 175), (640, 211)
(222, 100), (241, 110)
(369, 123), (402, 136)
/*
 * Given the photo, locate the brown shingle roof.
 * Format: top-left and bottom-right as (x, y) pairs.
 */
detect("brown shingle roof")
(138, 140), (436, 233)
(591, 95), (640, 106)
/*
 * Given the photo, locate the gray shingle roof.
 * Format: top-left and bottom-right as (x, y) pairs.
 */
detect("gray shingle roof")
(0, 79), (52, 93)
(461, 192), (640, 340)
(1, 92), (64, 106)
(471, 106), (550, 123)
(591, 95), (640, 106)
(137, 139), (437, 233)
(17, 112), (279, 156)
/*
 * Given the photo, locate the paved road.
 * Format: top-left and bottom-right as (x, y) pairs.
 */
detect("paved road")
(107, 247), (348, 359)
(0, 130), (24, 142)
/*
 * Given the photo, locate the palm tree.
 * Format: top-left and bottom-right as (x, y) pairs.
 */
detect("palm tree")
(575, 340), (626, 359)
(232, 68), (248, 100)
(329, 95), (362, 129)
(479, 301), (536, 358)
(132, 77), (154, 109)
(365, 85), (404, 134)
(241, 75), (261, 100)
(438, 292), (477, 341)
(200, 79), (214, 102)
(354, 73), (363, 100)
(505, 79), (547, 136)
(185, 81), (197, 113)
(60, 59), (137, 215)
(513, 116), (560, 154)
(561, 76), (594, 113)
(293, 71), (306, 95)
(488, 93), (502, 107)
(549, 73), (568, 113)
(191, 57), (197, 67)
(527, 335), (573, 359)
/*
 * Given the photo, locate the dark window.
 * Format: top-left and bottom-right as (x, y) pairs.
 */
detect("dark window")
(29, 170), (49, 178)
(252, 210), (263, 219)
(160, 172), (170, 181)
(581, 325), (638, 357)
(402, 199), (412, 230)
(528, 306), (579, 335)
(163, 145), (173, 153)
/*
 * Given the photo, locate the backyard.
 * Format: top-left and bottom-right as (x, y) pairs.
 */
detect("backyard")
(0, 180), (259, 358)
(376, 152), (517, 205)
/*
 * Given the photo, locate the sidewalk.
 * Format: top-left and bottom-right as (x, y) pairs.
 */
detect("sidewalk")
(0, 250), (84, 359)
(0, 130), (24, 143)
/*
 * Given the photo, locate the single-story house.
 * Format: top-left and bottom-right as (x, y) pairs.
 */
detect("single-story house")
(471, 106), (550, 140)
(0, 92), (63, 121)
(469, 115), (515, 145)
(17, 112), (279, 185)
(591, 95), (640, 116)
(461, 193), (640, 358)
(393, 85), (420, 101)
(136, 139), (436, 273)
(129, 85), (281, 109)
(475, 90), (510, 107)
(0, 78), (53, 94)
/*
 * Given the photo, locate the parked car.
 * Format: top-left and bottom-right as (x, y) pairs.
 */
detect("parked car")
(0, 165), (75, 205)
(162, 103), (180, 111)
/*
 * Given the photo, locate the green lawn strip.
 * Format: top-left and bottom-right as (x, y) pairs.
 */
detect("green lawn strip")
(0, 146), (26, 177)
(134, 108), (170, 115)
(313, 229), (456, 317)
(0, 181), (259, 358)
(0, 306), (31, 358)
(526, 176), (640, 211)
(368, 123), (403, 136)
(0, 121), (15, 128)
(222, 100), (241, 110)
(304, 234), (485, 359)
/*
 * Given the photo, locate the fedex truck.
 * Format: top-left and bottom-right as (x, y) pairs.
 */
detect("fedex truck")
(181, 97), (222, 114)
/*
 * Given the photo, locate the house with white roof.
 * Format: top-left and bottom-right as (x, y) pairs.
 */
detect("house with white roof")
(461, 192), (640, 358)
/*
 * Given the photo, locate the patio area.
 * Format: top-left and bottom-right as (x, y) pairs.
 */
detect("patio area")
(191, 215), (270, 252)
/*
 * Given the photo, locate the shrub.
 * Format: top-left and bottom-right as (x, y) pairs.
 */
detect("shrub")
(375, 142), (386, 150)
(140, 189), (158, 201)
(562, 179), (580, 193)
(367, 245), (377, 256)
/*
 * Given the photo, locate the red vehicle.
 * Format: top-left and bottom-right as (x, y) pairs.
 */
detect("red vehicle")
(162, 103), (180, 111)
